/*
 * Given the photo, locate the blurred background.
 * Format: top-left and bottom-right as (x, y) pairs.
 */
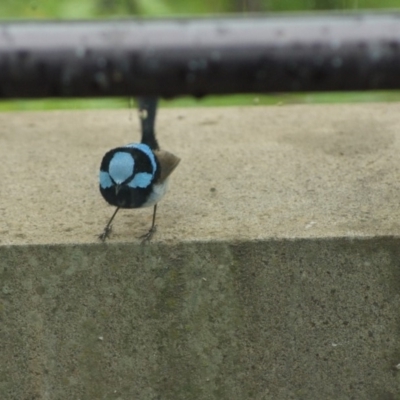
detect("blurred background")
(1, 0), (400, 110)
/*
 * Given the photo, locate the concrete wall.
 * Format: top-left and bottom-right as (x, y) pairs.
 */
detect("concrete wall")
(1, 105), (400, 399)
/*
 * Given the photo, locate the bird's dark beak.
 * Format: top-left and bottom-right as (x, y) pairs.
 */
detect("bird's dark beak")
(115, 184), (121, 195)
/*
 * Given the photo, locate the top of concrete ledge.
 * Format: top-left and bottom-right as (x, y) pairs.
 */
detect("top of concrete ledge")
(1, 103), (400, 246)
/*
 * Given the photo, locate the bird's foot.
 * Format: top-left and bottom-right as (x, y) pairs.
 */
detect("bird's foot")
(98, 225), (112, 242)
(139, 225), (157, 244)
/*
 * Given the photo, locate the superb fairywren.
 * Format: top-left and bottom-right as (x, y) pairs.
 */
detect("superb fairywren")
(98, 97), (180, 242)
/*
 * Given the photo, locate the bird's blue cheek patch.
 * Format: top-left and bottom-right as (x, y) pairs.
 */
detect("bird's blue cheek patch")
(128, 172), (153, 188)
(99, 171), (113, 189)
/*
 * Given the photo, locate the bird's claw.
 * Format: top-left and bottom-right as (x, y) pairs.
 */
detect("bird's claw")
(139, 225), (157, 244)
(98, 225), (112, 242)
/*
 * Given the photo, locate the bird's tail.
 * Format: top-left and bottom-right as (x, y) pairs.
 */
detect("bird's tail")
(137, 96), (159, 150)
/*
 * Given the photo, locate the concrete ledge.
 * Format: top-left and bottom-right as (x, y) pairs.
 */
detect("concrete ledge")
(1, 104), (400, 245)
(1, 105), (400, 399)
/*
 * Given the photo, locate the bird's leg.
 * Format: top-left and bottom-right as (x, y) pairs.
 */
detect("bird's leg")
(140, 204), (157, 243)
(99, 207), (120, 242)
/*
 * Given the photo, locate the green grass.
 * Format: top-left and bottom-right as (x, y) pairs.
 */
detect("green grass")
(1, 91), (400, 112)
(2, 0), (400, 19)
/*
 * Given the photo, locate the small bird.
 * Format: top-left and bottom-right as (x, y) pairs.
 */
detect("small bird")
(98, 97), (180, 242)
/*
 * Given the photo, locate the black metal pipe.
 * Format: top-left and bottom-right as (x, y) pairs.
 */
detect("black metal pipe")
(1, 13), (400, 99)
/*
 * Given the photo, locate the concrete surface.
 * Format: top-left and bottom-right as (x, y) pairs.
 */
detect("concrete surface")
(1, 104), (400, 245)
(1, 104), (400, 399)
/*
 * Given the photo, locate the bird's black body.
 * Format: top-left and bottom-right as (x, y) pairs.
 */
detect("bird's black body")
(98, 96), (180, 242)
